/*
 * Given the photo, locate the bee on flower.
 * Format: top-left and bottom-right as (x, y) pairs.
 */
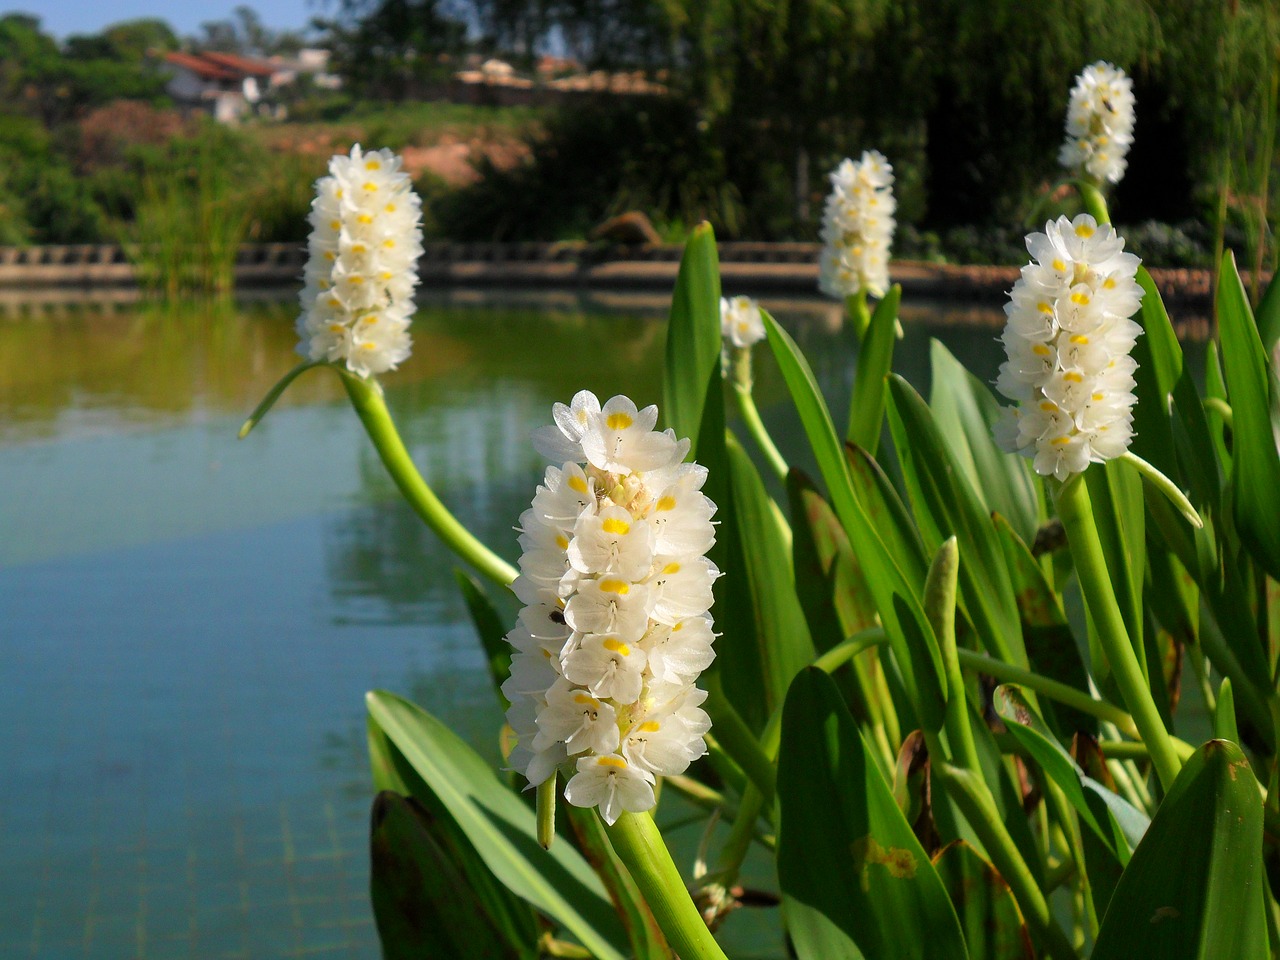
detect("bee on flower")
(994, 214), (1144, 481)
(818, 150), (896, 300)
(503, 391), (717, 824)
(1059, 62), (1136, 186)
(296, 144), (425, 378)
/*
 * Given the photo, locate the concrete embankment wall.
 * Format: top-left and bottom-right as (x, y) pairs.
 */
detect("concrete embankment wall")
(0, 241), (1215, 314)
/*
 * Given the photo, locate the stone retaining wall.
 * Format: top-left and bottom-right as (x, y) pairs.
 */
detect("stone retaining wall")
(0, 241), (1218, 307)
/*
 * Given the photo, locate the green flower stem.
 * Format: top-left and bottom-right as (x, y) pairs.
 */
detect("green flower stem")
(1204, 395), (1234, 428)
(935, 762), (1077, 960)
(1054, 475), (1182, 791)
(954, 648), (1139, 737)
(846, 289), (871, 340)
(340, 371), (519, 588)
(925, 537), (982, 777)
(732, 382), (789, 482)
(1076, 179), (1111, 225)
(606, 812), (730, 960)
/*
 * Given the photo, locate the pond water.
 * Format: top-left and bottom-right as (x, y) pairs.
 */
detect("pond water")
(0, 287), (1176, 959)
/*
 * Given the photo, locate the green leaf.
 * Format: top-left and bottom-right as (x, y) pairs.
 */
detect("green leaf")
(992, 685), (1149, 864)
(370, 790), (535, 960)
(991, 513), (1096, 738)
(367, 717), (540, 953)
(1214, 678), (1239, 744)
(366, 691), (628, 960)
(932, 841), (1033, 960)
(455, 569), (513, 707)
(1091, 740), (1266, 960)
(929, 340), (1041, 547)
(847, 284), (900, 454)
(662, 222), (721, 452)
(1255, 270), (1280, 355)
(764, 313), (947, 733)
(1218, 249), (1280, 580)
(845, 443), (929, 588)
(777, 668), (969, 960)
(1135, 268), (1220, 511)
(725, 432), (816, 720)
(887, 374), (1026, 667)
(788, 468), (877, 647)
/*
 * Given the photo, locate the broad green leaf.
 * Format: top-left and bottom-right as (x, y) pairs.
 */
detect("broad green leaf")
(992, 513), (1096, 737)
(726, 432), (816, 721)
(1092, 740), (1266, 960)
(993, 686), (1148, 863)
(929, 340), (1041, 547)
(662, 222), (721, 451)
(563, 804), (674, 960)
(777, 668), (969, 960)
(764, 313), (947, 732)
(367, 717), (540, 953)
(845, 443), (929, 588)
(366, 691), (628, 960)
(1135, 268), (1220, 511)
(1218, 250), (1280, 580)
(370, 790), (534, 960)
(1129, 269), (1180, 480)
(847, 284), (901, 454)
(932, 841), (1033, 960)
(788, 468), (877, 647)
(455, 569), (513, 707)
(788, 469), (898, 752)
(887, 374), (1026, 667)
(1255, 270), (1280, 354)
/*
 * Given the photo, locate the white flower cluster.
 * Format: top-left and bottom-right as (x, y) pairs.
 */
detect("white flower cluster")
(818, 150), (896, 300)
(720, 295), (766, 349)
(1058, 62), (1136, 185)
(504, 391), (718, 825)
(296, 144), (424, 378)
(994, 214), (1143, 481)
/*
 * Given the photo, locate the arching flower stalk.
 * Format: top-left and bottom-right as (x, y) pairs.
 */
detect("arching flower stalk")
(994, 214), (1143, 482)
(818, 150), (895, 338)
(1059, 62), (1136, 188)
(504, 391), (718, 825)
(296, 144), (424, 378)
(993, 214), (1184, 792)
(720, 295), (788, 480)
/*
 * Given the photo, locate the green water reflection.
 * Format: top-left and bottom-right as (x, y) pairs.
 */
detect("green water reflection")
(0, 288), (1033, 959)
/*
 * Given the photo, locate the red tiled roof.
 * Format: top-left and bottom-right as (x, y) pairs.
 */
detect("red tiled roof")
(164, 50), (241, 81)
(199, 51), (278, 77)
(162, 50), (277, 81)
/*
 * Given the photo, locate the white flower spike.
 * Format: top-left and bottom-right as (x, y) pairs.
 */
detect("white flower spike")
(720, 296), (765, 349)
(1059, 62), (1136, 186)
(505, 392), (718, 824)
(296, 144), (424, 378)
(994, 214), (1143, 481)
(818, 150), (896, 300)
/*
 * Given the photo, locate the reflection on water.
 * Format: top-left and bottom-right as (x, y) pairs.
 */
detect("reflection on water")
(0, 287), (1081, 959)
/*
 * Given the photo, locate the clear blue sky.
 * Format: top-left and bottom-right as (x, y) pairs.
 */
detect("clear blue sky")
(8, 0), (321, 40)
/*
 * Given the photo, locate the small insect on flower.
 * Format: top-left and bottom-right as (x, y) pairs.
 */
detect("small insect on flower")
(994, 214), (1143, 481)
(1059, 62), (1136, 186)
(818, 150), (896, 300)
(504, 391), (718, 824)
(295, 144), (424, 378)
